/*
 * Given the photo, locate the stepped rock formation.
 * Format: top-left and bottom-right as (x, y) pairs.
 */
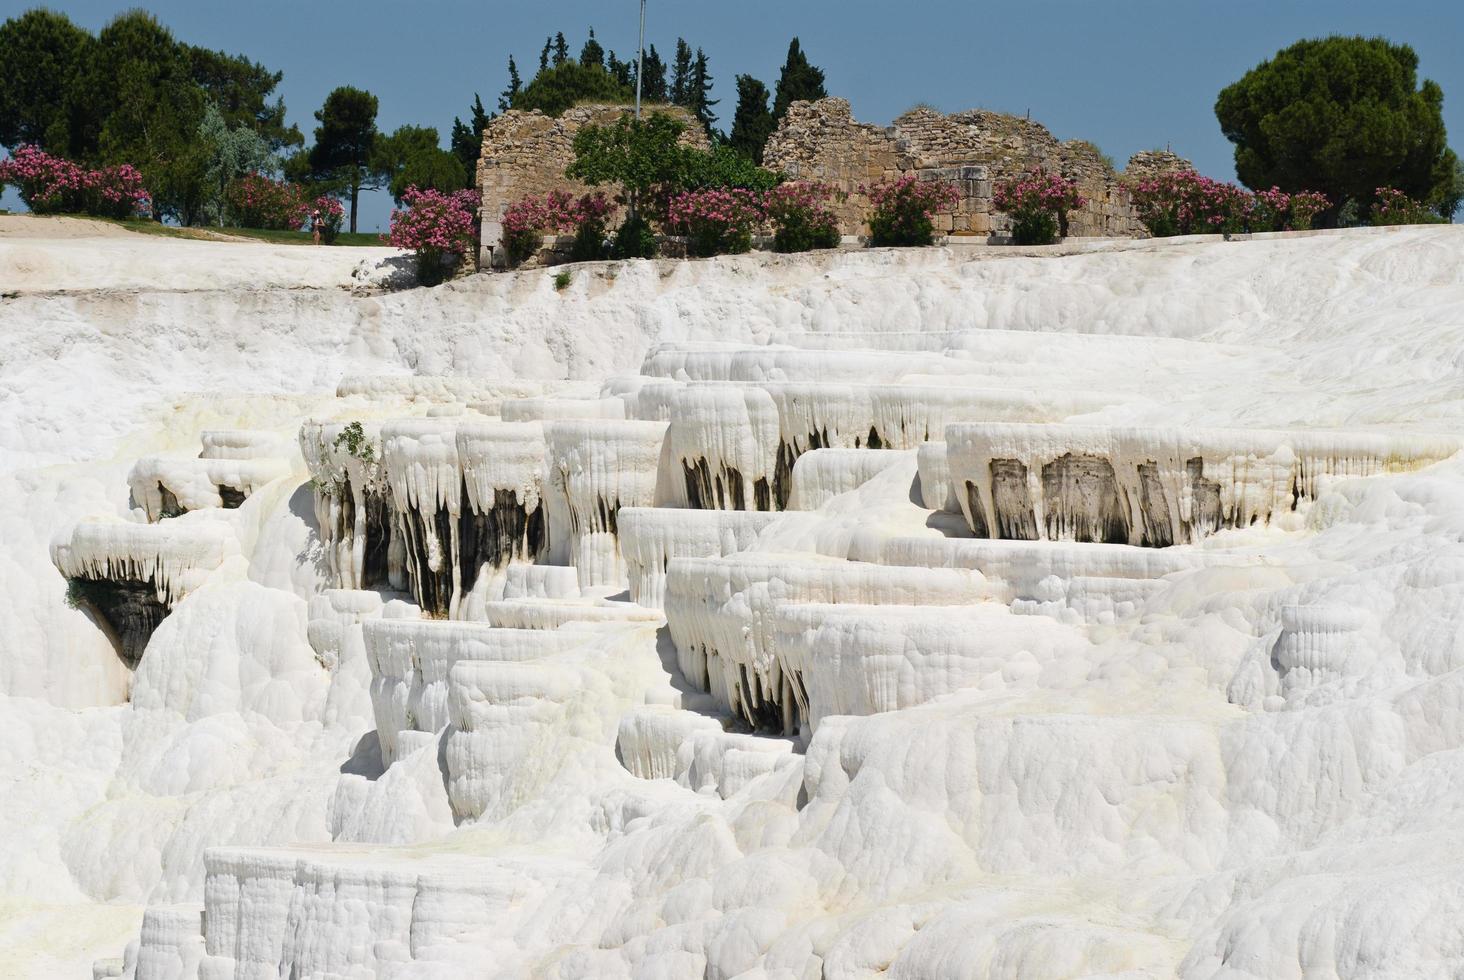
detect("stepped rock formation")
(6, 221), (1464, 978)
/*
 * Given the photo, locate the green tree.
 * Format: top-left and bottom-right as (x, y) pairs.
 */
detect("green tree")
(497, 56), (522, 113)
(451, 94), (491, 175)
(689, 49), (717, 136)
(670, 40), (693, 108)
(186, 46), (301, 152)
(0, 9), (94, 152)
(375, 124), (467, 202)
(729, 75), (775, 164)
(636, 45), (669, 104)
(606, 51), (632, 89)
(393, 147), (467, 202)
(1216, 36), (1458, 219)
(772, 38), (827, 122)
(567, 111), (690, 219)
(306, 85), (383, 232)
(198, 101), (276, 225)
(513, 60), (632, 118)
(84, 11), (209, 222)
(580, 29), (604, 70)
(552, 32), (569, 67)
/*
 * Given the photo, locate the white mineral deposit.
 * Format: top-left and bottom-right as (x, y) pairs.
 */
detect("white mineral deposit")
(6, 219), (1464, 979)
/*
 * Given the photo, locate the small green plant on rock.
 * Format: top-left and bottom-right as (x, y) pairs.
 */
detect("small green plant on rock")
(554, 270), (572, 290)
(333, 421), (375, 463)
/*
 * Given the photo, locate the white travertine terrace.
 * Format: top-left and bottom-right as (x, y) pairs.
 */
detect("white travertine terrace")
(17, 228), (1464, 978)
(498, 396), (627, 421)
(544, 419), (670, 588)
(786, 447), (915, 510)
(197, 429), (295, 460)
(299, 419), (396, 591)
(335, 374), (548, 407)
(618, 506), (781, 607)
(664, 553), (992, 730)
(948, 422), (1461, 545)
(50, 519), (236, 668)
(127, 455), (291, 520)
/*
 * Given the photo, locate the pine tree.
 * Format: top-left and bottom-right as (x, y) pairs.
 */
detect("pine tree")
(497, 56), (521, 113)
(670, 39), (693, 107)
(689, 48), (717, 136)
(580, 29), (604, 69)
(636, 44), (668, 104)
(552, 32), (569, 67)
(729, 75), (775, 163)
(772, 37), (827, 122)
(539, 36), (551, 72)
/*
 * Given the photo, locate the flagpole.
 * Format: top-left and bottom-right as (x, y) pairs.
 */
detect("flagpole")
(635, 0), (646, 119)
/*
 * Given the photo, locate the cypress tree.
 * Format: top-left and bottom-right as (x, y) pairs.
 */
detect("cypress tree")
(729, 75), (775, 163)
(772, 37), (827, 122)
(637, 44), (668, 104)
(670, 39), (693, 107)
(689, 48), (717, 136)
(497, 56), (521, 113)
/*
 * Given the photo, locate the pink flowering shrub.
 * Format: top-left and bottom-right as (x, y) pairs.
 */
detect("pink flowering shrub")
(666, 187), (764, 257)
(1370, 186), (1444, 226)
(309, 196), (345, 243)
(225, 173), (307, 230)
(764, 182), (842, 253)
(993, 169), (1086, 244)
(389, 186), (480, 284)
(0, 145), (149, 219)
(500, 190), (617, 265)
(862, 174), (960, 247)
(1129, 171), (1331, 237)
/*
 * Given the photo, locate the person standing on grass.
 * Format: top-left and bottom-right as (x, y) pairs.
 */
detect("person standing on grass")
(311, 209), (322, 245)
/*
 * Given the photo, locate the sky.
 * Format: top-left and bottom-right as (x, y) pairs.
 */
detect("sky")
(3, 0), (1463, 231)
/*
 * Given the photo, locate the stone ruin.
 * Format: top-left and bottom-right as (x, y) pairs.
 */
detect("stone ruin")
(475, 97), (1193, 259)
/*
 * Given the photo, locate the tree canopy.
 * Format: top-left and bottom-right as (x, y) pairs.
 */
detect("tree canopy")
(0, 9), (93, 151)
(729, 75), (775, 164)
(772, 38), (827, 122)
(513, 60), (633, 118)
(306, 85), (383, 231)
(1215, 36), (1459, 217)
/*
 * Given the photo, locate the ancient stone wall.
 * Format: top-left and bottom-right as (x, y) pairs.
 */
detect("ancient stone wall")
(474, 98), (1194, 252)
(477, 104), (706, 264)
(764, 98), (1192, 238)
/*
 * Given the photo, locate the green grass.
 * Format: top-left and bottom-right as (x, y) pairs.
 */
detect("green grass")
(83, 216), (385, 246)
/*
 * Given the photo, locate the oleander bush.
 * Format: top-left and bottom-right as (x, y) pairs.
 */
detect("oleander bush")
(224, 173), (307, 230)
(764, 181), (842, 252)
(1129, 170), (1331, 237)
(993, 169), (1085, 245)
(1370, 186), (1448, 225)
(667, 187), (764, 257)
(862, 174), (960, 247)
(388, 185), (479, 285)
(0, 145), (149, 219)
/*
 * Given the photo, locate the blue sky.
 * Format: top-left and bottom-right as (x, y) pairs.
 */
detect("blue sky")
(3, 0), (1462, 230)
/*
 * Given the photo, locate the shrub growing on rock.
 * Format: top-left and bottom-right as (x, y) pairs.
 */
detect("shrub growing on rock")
(388, 186), (479, 285)
(667, 187), (763, 257)
(764, 181), (841, 252)
(863, 174), (959, 247)
(225, 173), (306, 230)
(993, 170), (1085, 245)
